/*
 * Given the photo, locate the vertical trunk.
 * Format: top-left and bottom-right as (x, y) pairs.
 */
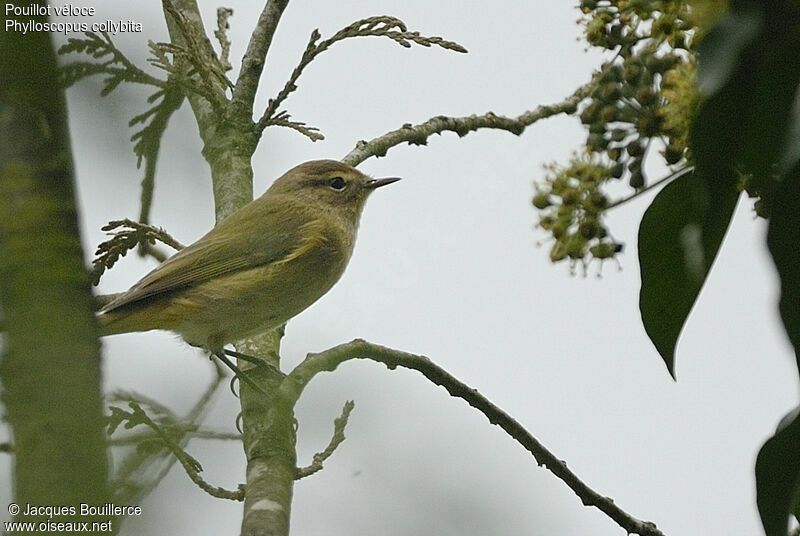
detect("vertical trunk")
(0, 1), (110, 531)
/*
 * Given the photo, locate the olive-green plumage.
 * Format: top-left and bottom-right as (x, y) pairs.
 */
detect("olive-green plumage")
(98, 160), (399, 350)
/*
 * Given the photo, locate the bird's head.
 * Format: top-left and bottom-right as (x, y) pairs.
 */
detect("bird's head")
(268, 160), (401, 216)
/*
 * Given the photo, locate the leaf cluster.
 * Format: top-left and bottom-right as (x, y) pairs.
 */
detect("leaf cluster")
(90, 219), (183, 286)
(59, 31), (166, 95)
(684, 3), (800, 535)
(621, 2), (800, 534)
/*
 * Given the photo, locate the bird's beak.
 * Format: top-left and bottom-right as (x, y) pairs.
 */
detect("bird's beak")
(365, 177), (402, 189)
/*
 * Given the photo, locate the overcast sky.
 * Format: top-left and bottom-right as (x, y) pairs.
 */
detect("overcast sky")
(2, 2), (798, 535)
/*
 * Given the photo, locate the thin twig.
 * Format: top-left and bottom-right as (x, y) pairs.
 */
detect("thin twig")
(281, 340), (665, 536)
(257, 15), (467, 135)
(295, 401), (355, 479)
(607, 165), (694, 210)
(104, 218), (184, 250)
(215, 7), (234, 72)
(109, 365), (226, 504)
(109, 428), (241, 446)
(125, 402), (245, 501)
(269, 112), (324, 142)
(99, 32), (166, 88)
(341, 81), (595, 166)
(59, 31), (167, 92)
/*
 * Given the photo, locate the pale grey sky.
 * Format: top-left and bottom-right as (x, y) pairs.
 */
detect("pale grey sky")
(2, 2), (797, 535)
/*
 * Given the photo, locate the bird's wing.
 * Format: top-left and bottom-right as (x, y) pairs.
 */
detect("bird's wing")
(101, 198), (326, 313)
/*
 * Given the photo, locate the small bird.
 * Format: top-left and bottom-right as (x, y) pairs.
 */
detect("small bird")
(99, 160), (400, 352)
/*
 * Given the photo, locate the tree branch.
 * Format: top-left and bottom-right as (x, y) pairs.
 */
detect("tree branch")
(231, 0), (291, 116)
(109, 427), (241, 446)
(214, 7), (234, 73)
(295, 400), (354, 479)
(108, 365), (228, 505)
(257, 15), (466, 135)
(282, 339), (665, 536)
(121, 402), (245, 501)
(341, 81), (595, 167)
(162, 1), (231, 111)
(161, 0), (235, 170)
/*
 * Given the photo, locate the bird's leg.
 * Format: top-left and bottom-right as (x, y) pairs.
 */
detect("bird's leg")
(212, 351), (270, 398)
(224, 348), (269, 368)
(224, 348), (285, 383)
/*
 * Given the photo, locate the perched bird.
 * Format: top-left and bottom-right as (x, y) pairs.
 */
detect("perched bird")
(99, 159), (400, 352)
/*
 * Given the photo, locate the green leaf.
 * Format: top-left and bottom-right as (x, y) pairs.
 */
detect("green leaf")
(638, 170), (739, 378)
(738, 28), (800, 177)
(695, 8), (762, 97)
(780, 91), (800, 175)
(756, 408), (800, 536)
(766, 161), (800, 371)
(692, 2), (800, 217)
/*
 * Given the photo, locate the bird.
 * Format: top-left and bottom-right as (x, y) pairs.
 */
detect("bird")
(98, 159), (400, 354)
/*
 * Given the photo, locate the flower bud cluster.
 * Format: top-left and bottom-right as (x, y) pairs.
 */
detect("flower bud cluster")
(534, 0), (699, 270)
(534, 156), (622, 272)
(579, 0), (695, 187)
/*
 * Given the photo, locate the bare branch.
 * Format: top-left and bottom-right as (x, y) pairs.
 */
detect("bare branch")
(342, 81), (595, 167)
(282, 340), (666, 536)
(295, 401), (355, 479)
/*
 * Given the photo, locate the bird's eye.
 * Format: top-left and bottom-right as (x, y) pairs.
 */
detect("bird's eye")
(328, 177), (346, 190)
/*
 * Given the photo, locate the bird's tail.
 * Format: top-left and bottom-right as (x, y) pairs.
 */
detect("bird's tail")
(97, 308), (160, 337)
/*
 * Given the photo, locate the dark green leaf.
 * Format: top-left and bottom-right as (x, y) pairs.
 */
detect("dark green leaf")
(692, 2), (800, 217)
(638, 170), (739, 378)
(690, 70), (745, 192)
(756, 408), (800, 536)
(779, 91), (800, 176)
(766, 161), (800, 372)
(695, 9), (762, 97)
(739, 27), (800, 177)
